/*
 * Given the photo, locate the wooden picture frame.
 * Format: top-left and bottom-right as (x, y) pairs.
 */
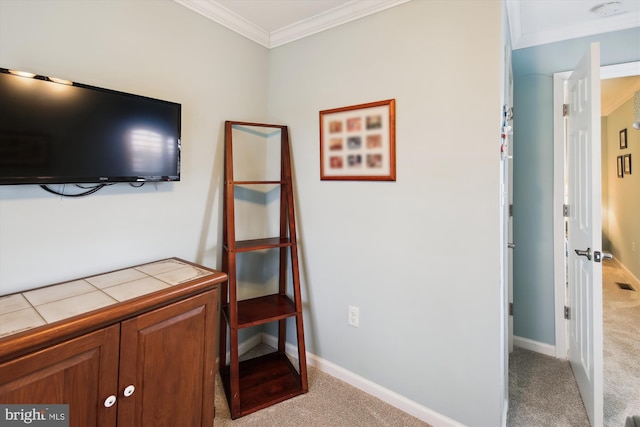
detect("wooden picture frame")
(320, 99), (396, 181)
(623, 154), (632, 175)
(619, 128), (627, 149)
(617, 155), (624, 178)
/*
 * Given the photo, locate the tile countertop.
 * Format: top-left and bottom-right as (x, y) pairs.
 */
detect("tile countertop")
(0, 259), (216, 339)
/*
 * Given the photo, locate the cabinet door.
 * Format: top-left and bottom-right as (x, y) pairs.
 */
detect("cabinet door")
(117, 290), (218, 427)
(0, 325), (120, 427)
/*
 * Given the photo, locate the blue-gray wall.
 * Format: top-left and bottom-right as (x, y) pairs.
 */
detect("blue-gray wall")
(268, 1), (505, 424)
(512, 28), (640, 345)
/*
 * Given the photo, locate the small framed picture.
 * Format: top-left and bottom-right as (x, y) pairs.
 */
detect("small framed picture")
(320, 99), (396, 181)
(619, 128), (627, 149)
(617, 156), (624, 178)
(623, 154), (632, 175)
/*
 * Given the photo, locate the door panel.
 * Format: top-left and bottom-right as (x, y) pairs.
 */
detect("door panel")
(117, 290), (217, 427)
(0, 325), (120, 427)
(567, 42), (603, 427)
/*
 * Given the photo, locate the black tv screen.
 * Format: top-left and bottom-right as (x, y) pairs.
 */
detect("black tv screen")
(0, 68), (181, 185)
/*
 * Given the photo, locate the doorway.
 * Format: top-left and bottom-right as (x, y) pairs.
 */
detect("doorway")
(552, 60), (639, 356)
(600, 74), (640, 425)
(553, 61), (640, 425)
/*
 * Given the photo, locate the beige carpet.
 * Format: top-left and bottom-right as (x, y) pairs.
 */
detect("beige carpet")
(213, 259), (639, 426)
(508, 258), (640, 427)
(214, 345), (431, 427)
(603, 258), (640, 427)
(507, 347), (590, 426)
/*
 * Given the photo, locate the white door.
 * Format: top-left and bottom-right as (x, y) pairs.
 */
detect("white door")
(566, 42), (603, 427)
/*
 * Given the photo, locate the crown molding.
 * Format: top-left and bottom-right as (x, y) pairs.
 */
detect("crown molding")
(175, 0), (410, 49)
(174, 0), (270, 47)
(270, 0), (411, 48)
(177, 0), (637, 50)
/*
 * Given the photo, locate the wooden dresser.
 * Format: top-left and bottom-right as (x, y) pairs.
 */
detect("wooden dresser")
(0, 258), (227, 427)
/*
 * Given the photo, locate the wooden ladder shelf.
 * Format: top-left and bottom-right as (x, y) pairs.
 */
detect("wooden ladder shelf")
(219, 121), (308, 419)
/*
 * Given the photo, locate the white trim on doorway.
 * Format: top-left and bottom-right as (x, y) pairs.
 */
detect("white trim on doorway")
(553, 72), (568, 359)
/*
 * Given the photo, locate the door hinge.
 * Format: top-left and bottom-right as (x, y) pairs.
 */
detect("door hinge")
(563, 204), (570, 217)
(564, 306), (570, 320)
(509, 204), (514, 217)
(509, 302), (514, 316)
(563, 104), (569, 117)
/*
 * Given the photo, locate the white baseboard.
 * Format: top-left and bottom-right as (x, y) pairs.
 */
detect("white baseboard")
(513, 335), (556, 357)
(259, 333), (465, 427)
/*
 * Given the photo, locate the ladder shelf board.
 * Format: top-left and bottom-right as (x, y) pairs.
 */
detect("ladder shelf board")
(229, 121), (287, 129)
(222, 294), (297, 328)
(230, 180), (285, 185)
(227, 237), (294, 252)
(220, 351), (305, 418)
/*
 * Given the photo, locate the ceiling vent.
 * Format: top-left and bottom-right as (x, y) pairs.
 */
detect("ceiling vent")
(590, 1), (627, 17)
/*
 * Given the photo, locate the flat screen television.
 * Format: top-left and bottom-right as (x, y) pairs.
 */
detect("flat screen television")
(0, 68), (181, 185)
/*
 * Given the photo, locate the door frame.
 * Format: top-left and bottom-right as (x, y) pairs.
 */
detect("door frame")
(552, 60), (640, 359)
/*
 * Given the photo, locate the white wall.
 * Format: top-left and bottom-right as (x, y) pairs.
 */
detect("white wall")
(267, 1), (504, 425)
(0, 0), (268, 294)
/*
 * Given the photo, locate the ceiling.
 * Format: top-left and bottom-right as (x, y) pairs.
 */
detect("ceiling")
(174, 0), (640, 49)
(507, 0), (640, 49)
(174, 0), (640, 113)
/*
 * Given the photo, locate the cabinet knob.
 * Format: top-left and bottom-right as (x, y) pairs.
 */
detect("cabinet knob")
(104, 395), (117, 408)
(123, 385), (135, 397)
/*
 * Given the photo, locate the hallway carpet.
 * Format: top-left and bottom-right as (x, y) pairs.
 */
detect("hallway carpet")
(508, 258), (640, 427)
(603, 259), (640, 426)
